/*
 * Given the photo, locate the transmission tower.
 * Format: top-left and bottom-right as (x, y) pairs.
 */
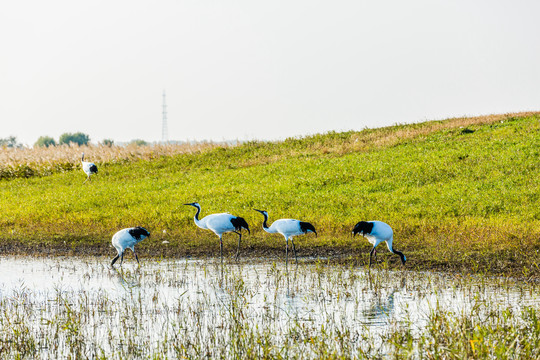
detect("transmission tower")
(162, 90), (168, 143)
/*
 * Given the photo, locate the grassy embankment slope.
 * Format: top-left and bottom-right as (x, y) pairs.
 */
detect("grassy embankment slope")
(1, 112), (539, 278)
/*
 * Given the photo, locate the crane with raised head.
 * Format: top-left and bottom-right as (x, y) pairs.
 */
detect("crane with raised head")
(81, 153), (98, 183)
(184, 202), (250, 261)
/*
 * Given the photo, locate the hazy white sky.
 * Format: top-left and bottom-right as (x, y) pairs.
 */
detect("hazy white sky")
(1, 0), (539, 145)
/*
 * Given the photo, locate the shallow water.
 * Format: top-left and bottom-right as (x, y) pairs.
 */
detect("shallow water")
(0, 255), (538, 358)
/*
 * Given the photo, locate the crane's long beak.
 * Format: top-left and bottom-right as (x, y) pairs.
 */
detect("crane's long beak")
(253, 209), (264, 213)
(183, 203), (194, 206)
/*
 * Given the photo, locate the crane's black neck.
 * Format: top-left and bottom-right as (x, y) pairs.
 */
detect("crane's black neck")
(261, 212), (269, 229)
(392, 248), (406, 265)
(193, 205), (201, 221)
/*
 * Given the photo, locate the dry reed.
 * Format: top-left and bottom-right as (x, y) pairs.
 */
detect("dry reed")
(0, 142), (227, 167)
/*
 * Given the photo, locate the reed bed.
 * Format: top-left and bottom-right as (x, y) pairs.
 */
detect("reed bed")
(0, 142), (227, 180)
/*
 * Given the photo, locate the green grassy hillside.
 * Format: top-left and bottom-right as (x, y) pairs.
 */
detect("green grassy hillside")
(1, 112), (539, 277)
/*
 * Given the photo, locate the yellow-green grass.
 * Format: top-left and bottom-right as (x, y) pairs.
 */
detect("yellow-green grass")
(1, 112), (539, 278)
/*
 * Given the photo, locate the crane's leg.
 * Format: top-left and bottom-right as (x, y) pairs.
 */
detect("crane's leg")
(285, 238), (289, 268)
(83, 175), (90, 184)
(134, 251), (140, 265)
(369, 246), (376, 268)
(111, 254), (120, 267)
(119, 252), (125, 267)
(234, 231), (241, 260)
(220, 235), (223, 265)
(291, 238), (298, 266)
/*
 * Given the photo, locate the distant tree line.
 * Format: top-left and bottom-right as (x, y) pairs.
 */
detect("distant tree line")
(33, 133), (148, 148)
(33, 133), (119, 148)
(34, 136), (57, 147)
(0, 136), (22, 148)
(34, 132), (92, 147)
(1, 134), (150, 148)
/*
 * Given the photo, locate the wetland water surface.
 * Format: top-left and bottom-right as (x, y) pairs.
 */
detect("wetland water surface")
(0, 256), (538, 359)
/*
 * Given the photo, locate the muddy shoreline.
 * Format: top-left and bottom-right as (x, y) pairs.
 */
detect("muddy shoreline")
(2, 241), (538, 282)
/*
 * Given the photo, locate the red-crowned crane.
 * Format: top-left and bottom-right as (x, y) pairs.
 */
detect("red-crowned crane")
(352, 221), (406, 267)
(184, 202), (250, 261)
(253, 209), (316, 267)
(110, 226), (151, 267)
(81, 153), (98, 183)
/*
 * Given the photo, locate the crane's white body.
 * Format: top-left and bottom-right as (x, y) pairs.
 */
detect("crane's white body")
(195, 212), (239, 236)
(185, 202), (249, 260)
(361, 221), (395, 253)
(112, 228), (147, 254)
(81, 153), (98, 183)
(111, 227), (150, 267)
(262, 219), (309, 239)
(81, 161), (96, 176)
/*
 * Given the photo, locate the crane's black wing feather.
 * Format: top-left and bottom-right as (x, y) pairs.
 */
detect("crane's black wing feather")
(231, 217), (250, 234)
(128, 227), (150, 240)
(299, 222), (317, 235)
(352, 221), (374, 236)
